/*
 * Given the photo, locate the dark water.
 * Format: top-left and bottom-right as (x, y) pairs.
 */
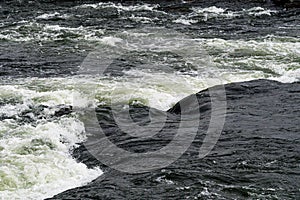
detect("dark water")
(53, 79), (300, 200)
(1, 0), (299, 78)
(0, 0), (299, 199)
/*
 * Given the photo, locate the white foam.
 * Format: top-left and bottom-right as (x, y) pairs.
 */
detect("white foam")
(0, 22), (104, 42)
(36, 12), (60, 19)
(195, 6), (226, 14)
(173, 6), (277, 24)
(173, 18), (197, 25)
(246, 6), (276, 16)
(129, 15), (155, 24)
(99, 36), (123, 46)
(74, 33), (299, 110)
(191, 6), (238, 21)
(0, 84), (102, 199)
(197, 37), (300, 82)
(272, 68), (300, 83)
(75, 2), (159, 12)
(0, 116), (102, 199)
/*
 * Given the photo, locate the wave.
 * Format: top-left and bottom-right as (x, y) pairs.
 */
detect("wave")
(0, 84), (102, 199)
(173, 6), (278, 24)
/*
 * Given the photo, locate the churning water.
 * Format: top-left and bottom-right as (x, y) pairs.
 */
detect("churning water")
(0, 1), (299, 199)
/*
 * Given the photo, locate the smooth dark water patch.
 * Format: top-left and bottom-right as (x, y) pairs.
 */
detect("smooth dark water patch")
(50, 79), (300, 199)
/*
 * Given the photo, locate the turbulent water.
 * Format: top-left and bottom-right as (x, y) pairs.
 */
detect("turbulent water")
(0, 0), (299, 199)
